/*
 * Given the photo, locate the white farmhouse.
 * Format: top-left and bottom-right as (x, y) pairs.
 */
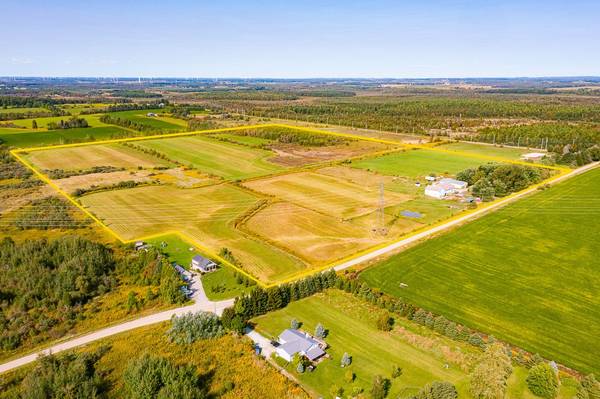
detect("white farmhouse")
(275, 329), (326, 363)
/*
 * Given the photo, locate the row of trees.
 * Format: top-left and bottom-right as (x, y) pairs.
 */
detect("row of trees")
(221, 270), (338, 332)
(233, 126), (349, 147)
(46, 117), (89, 130)
(99, 114), (163, 133)
(456, 163), (550, 201)
(44, 165), (124, 179)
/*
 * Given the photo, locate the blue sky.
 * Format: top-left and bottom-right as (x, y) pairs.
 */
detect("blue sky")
(1, 0), (599, 78)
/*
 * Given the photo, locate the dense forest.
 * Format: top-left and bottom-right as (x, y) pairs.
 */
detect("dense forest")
(0, 237), (116, 351)
(0, 237), (186, 354)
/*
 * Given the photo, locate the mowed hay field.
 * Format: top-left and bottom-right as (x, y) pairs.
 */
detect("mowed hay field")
(135, 135), (286, 180)
(245, 202), (384, 264)
(79, 184), (306, 283)
(24, 143), (171, 170)
(0, 126), (130, 148)
(244, 171), (410, 219)
(352, 148), (488, 178)
(361, 168), (600, 373)
(110, 109), (185, 131)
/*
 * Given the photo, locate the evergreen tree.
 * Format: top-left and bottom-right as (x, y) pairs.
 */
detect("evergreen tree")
(315, 323), (326, 339)
(340, 352), (352, 367)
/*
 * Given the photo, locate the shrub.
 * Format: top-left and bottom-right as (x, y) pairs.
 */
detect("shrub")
(290, 318), (300, 329)
(412, 381), (458, 399)
(370, 375), (390, 399)
(330, 385), (344, 398)
(315, 323), (326, 338)
(296, 362), (305, 374)
(376, 313), (394, 331)
(167, 311), (224, 344)
(345, 369), (355, 383)
(20, 350), (107, 398)
(392, 365), (403, 378)
(526, 363), (559, 399)
(470, 343), (513, 399)
(123, 353), (206, 398)
(340, 352), (352, 367)
(576, 373), (600, 399)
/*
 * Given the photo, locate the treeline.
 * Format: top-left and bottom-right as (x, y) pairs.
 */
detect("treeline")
(110, 89), (163, 98)
(467, 123), (600, 166)
(234, 96), (600, 134)
(223, 269), (338, 331)
(73, 180), (152, 197)
(0, 236), (117, 351)
(456, 163), (551, 201)
(81, 102), (167, 114)
(45, 165), (124, 179)
(231, 126), (348, 147)
(0, 96), (66, 108)
(0, 104), (67, 121)
(47, 116), (89, 130)
(99, 114), (166, 133)
(121, 142), (179, 165)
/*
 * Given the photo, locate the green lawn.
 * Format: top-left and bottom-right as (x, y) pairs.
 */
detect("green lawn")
(252, 290), (578, 398)
(136, 135), (286, 180)
(253, 290), (472, 398)
(437, 142), (530, 160)
(352, 148), (487, 178)
(146, 233), (252, 300)
(0, 126), (130, 148)
(361, 168), (600, 374)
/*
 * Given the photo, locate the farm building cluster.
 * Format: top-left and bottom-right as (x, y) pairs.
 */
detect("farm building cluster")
(424, 177), (469, 200)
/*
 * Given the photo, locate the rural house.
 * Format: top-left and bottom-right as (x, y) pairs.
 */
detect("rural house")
(191, 254), (217, 273)
(275, 329), (326, 363)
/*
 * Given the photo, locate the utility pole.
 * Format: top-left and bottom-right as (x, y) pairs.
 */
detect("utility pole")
(378, 181), (386, 236)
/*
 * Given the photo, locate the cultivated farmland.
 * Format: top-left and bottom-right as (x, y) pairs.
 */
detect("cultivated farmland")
(361, 167), (600, 373)
(79, 184), (306, 283)
(134, 135), (286, 180)
(21, 124), (556, 287)
(24, 143), (172, 170)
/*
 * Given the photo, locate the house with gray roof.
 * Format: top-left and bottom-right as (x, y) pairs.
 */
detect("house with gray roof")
(275, 329), (326, 362)
(191, 254), (217, 273)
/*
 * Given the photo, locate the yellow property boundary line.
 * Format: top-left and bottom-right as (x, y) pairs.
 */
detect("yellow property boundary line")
(10, 123), (570, 288)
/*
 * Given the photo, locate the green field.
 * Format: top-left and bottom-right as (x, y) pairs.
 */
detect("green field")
(111, 109), (185, 131)
(0, 107), (48, 114)
(8, 114), (107, 129)
(361, 168), (600, 373)
(352, 148), (488, 178)
(253, 290), (578, 398)
(136, 135), (286, 180)
(0, 126), (130, 148)
(437, 141), (531, 160)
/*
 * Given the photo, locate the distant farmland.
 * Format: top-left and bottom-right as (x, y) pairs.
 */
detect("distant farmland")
(361, 167), (600, 373)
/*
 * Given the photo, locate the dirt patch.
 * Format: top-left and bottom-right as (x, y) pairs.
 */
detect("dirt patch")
(54, 170), (153, 194)
(268, 141), (390, 167)
(152, 167), (216, 188)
